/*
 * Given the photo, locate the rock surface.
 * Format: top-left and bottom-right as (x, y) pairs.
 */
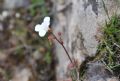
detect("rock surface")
(84, 62), (119, 81)
(52, 0), (120, 80)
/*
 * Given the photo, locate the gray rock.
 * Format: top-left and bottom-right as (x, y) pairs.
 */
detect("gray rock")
(84, 63), (111, 81)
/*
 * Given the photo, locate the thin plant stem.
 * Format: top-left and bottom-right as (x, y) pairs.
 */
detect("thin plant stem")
(51, 32), (74, 64)
(51, 32), (80, 81)
(49, 30), (79, 80)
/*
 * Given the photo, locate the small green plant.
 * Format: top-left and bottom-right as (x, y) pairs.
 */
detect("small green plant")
(97, 15), (120, 78)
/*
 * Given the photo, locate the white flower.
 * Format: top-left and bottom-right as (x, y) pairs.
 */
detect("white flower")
(35, 16), (50, 37)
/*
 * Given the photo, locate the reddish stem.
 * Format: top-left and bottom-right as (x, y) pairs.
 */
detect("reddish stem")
(51, 32), (74, 64)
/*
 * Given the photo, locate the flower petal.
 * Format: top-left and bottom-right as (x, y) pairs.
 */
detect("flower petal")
(35, 24), (42, 32)
(41, 22), (49, 31)
(38, 29), (47, 37)
(43, 17), (50, 22)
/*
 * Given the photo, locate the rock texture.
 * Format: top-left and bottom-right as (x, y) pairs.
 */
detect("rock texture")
(52, 0), (120, 80)
(84, 62), (119, 81)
